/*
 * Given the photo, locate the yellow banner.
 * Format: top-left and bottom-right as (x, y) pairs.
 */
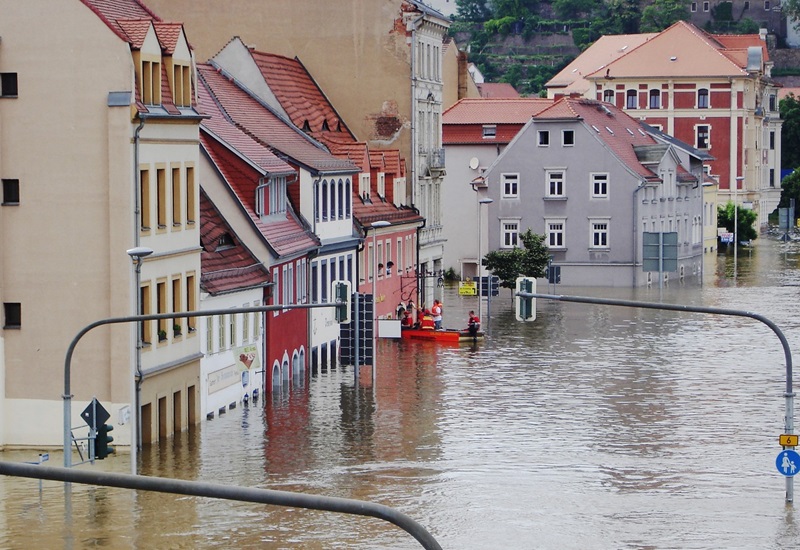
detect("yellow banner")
(459, 281), (477, 296)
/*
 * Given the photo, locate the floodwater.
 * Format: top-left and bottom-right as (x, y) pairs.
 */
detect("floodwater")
(3, 236), (800, 549)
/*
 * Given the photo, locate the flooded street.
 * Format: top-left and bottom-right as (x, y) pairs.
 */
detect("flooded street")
(3, 236), (800, 548)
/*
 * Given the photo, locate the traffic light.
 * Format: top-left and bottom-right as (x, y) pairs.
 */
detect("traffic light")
(515, 277), (536, 322)
(95, 423), (115, 460)
(332, 280), (352, 324)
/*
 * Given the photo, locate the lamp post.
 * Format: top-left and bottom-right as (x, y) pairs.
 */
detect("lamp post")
(477, 198), (493, 325)
(126, 246), (153, 475)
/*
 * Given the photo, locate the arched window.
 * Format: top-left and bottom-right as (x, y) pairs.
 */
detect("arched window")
(337, 179), (344, 219)
(321, 180), (329, 221)
(603, 89), (614, 104)
(626, 90), (637, 109)
(649, 89), (660, 109)
(697, 88), (709, 109)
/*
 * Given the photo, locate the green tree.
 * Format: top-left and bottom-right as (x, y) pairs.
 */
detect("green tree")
(455, 0), (493, 21)
(491, 0), (540, 19)
(780, 94), (800, 170)
(552, 0), (598, 20)
(640, 0), (689, 32)
(599, 0), (641, 34)
(483, 229), (549, 288)
(717, 201), (758, 242)
(782, 0), (800, 28)
(777, 169), (800, 219)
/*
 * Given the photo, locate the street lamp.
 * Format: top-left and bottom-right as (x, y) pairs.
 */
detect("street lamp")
(477, 198), (493, 325)
(126, 246), (153, 475)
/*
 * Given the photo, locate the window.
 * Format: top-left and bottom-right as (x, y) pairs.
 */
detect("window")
(547, 221), (565, 248)
(186, 273), (196, 332)
(770, 131), (775, 150)
(172, 277), (182, 336)
(140, 169), (151, 231)
(218, 314), (226, 349)
(591, 221), (609, 248)
(696, 125), (710, 149)
(253, 301), (261, 340)
(2, 179), (20, 204)
(172, 167), (182, 227)
(764, 0), (770, 9)
(482, 125), (496, 139)
(770, 168), (776, 188)
(345, 179), (351, 217)
(546, 170), (565, 197)
(626, 90), (637, 109)
(603, 89), (614, 103)
(697, 88), (709, 109)
(157, 281), (167, 339)
(377, 174), (385, 198)
(141, 284), (152, 344)
(501, 221), (519, 248)
(691, 1), (697, 10)
(229, 309), (237, 347)
(321, 180), (329, 220)
(744, 0), (750, 8)
(141, 60), (161, 105)
(156, 168), (167, 229)
(257, 175), (288, 216)
(562, 130), (575, 146)
(0, 73), (18, 97)
(186, 166), (196, 224)
(3, 303), (21, 329)
(649, 89), (661, 109)
(359, 174), (370, 200)
(242, 304), (250, 343)
(173, 63), (191, 107)
(703, 1), (709, 10)
(538, 130), (550, 146)
(206, 315), (214, 354)
(769, 94), (777, 112)
(501, 173), (519, 198)
(591, 173), (609, 198)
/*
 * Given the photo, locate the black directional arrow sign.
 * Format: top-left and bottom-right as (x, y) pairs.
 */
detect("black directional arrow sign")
(81, 398), (110, 431)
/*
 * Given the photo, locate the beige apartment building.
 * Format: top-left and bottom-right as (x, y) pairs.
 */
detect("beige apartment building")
(147, 0), (454, 305)
(0, 0), (203, 450)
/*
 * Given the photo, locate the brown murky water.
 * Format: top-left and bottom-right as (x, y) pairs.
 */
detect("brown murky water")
(3, 236), (800, 548)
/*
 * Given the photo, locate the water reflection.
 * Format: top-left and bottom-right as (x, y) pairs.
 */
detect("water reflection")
(3, 237), (800, 548)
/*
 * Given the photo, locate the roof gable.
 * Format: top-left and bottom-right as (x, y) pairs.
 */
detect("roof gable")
(443, 98), (553, 125)
(80, 0), (160, 42)
(587, 21), (760, 80)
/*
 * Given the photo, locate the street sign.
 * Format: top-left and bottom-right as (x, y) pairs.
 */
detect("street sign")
(719, 232), (734, 244)
(80, 398), (110, 430)
(458, 281), (477, 296)
(776, 449), (800, 476)
(643, 232), (678, 272)
(780, 434), (799, 447)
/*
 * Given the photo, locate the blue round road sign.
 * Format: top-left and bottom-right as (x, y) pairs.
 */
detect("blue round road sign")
(776, 450), (800, 477)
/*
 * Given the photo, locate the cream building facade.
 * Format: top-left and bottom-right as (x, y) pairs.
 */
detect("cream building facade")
(0, 0), (203, 450)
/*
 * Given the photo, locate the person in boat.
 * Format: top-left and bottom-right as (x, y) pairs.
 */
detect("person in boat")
(420, 306), (435, 330)
(401, 309), (414, 329)
(467, 310), (481, 337)
(432, 299), (443, 330)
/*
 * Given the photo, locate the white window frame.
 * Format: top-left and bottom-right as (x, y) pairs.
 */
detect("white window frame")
(359, 173), (370, 200)
(501, 219), (520, 249)
(545, 169), (566, 198)
(562, 129), (575, 146)
(537, 130), (550, 147)
(626, 89), (637, 109)
(546, 219), (566, 249)
(590, 219), (610, 249)
(482, 125), (497, 139)
(697, 88), (709, 109)
(591, 173), (609, 198)
(696, 124), (710, 150)
(501, 173), (519, 198)
(649, 89), (661, 109)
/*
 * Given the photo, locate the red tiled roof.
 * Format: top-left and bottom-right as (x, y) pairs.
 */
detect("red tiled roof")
(477, 82), (521, 98)
(248, 50), (356, 143)
(198, 63), (359, 174)
(535, 98), (659, 179)
(153, 22), (183, 54)
(586, 21), (764, 80)
(115, 19), (152, 49)
(201, 132), (320, 258)
(80, 0), (160, 42)
(200, 189), (271, 295)
(443, 98), (553, 124)
(327, 141), (371, 172)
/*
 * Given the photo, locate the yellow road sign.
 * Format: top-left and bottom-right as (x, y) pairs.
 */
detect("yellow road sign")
(780, 434), (799, 447)
(459, 281), (477, 296)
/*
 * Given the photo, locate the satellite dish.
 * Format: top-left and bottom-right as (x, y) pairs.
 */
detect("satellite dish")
(469, 157), (479, 170)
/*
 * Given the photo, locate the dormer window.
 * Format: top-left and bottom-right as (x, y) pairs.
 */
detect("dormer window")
(378, 173), (386, 197)
(172, 63), (191, 107)
(359, 174), (370, 201)
(256, 175), (287, 218)
(217, 233), (234, 250)
(141, 59), (162, 105)
(482, 125), (496, 139)
(322, 120), (330, 131)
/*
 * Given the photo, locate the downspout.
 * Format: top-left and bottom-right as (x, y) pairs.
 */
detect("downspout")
(632, 181), (646, 287)
(308, 177), (320, 372)
(133, 115), (146, 459)
(416, 208), (425, 305)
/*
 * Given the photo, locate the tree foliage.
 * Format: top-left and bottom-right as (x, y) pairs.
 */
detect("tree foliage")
(456, 0), (493, 21)
(780, 94), (800, 171)
(483, 229), (550, 288)
(717, 201), (758, 242)
(778, 169), (800, 216)
(640, 0), (690, 32)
